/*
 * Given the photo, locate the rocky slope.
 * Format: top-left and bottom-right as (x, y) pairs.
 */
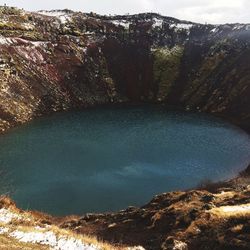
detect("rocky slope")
(0, 6), (249, 133)
(0, 197), (144, 250)
(0, 6), (250, 250)
(0, 168), (249, 250)
(59, 167), (250, 250)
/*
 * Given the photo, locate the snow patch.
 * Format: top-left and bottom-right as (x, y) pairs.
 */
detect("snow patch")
(10, 230), (57, 247)
(210, 27), (218, 33)
(38, 11), (72, 24)
(0, 207), (145, 249)
(10, 230), (101, 250)
(30, 41), (49, 48)
(56, 237), (100, 250)
(0, 208), (22, 224)
(232, 24), (245, 30)
(58, 15), (70, 24)
(0, 36), (48, 49)
(110, 20), (130, 29)
(170, 23), (193, 34)
(152, 18), (163, 28)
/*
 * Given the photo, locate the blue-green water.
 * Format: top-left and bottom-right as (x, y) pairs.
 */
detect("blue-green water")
(0, 105), (249, 216)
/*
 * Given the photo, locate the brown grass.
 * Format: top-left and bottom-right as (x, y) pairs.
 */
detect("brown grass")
(209, 203), (250, 218)
(0, 235), (49, 250)
(0, 196), (130, 250)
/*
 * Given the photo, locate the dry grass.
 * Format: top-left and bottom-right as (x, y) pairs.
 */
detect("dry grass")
(0, 196), (134, 250)
(0, 234), (49, 250)
(38, 225), (125, 250)
(210, 203), (250, 218)
(0, 222), (127, 250)
(1, 222), (125, 250)
(213, 191), (235, 198)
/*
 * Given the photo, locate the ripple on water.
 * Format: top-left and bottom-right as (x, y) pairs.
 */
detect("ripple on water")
(0, 105), (249, 215)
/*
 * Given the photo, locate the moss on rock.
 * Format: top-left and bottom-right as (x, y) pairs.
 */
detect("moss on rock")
(152, 46), (184, 101)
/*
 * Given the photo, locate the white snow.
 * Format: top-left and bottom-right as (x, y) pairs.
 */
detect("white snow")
(0, 207), (146, 250)
(110, 20), (130, 29)
(56, 237), (100, 250)
(232, 24), (245, 30)
(10, 230), (57, 247)
(0, 208), (22, 224)
(152, 18), (163, 28)
(30, 41), (49, 48)
(82, 47), (88, 54)
(170, 23), (193, 31)
(0, 207), (101, 250)
(38, 11), (72, 24)
(210, 27), (218, 33)
(10, 230), (101, 250)
(58, 15), (70, 24)
(231, 24), (250, 31)
(3, 35), (49, 50)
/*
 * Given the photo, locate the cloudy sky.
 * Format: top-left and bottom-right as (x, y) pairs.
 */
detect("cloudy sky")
(1, 0), (249, 24)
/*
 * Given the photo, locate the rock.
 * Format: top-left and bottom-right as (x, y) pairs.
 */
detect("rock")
(126, 246), (145, 250)
(189, 208), (199, 220)
(202, 203), (215, 210)
(201, 194), (214, 203)
(242, 224), (250, 233)
(161, 237), (188, 250)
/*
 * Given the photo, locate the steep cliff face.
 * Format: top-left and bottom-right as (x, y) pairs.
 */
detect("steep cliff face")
(0, 7), (250, 132)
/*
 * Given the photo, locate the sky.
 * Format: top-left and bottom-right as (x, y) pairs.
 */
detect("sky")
(0, 0), (249, 24)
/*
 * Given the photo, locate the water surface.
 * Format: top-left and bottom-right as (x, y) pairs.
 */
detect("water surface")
(0, 105), (249, 215)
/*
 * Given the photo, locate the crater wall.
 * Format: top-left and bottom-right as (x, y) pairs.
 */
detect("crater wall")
(0, 8), (249, 132)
